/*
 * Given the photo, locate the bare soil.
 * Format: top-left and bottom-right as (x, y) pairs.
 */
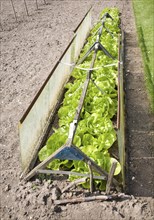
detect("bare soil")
(0, 0), (153, 220)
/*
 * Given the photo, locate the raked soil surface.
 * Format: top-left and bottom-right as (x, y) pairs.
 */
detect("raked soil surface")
(0, 0), (153, 219)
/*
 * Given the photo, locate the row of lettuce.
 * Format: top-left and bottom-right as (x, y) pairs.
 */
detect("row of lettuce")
(39, 8), (121, 190)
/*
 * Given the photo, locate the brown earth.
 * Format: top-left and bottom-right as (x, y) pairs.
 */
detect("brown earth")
(0, 0), (153, 220)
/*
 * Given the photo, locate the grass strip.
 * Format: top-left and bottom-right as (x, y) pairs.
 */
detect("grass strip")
(132, 0), (154, 112)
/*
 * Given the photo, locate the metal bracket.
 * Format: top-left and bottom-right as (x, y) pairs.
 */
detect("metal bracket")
(55, 147), (84, 161)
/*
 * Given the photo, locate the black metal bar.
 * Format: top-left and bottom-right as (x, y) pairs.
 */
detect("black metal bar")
(67, 14), (115, 145)
(67, 51), (97, 145)
(105, 26), (114, 38)
(90, 78), (105, 94)
(77, 42), (96, 65)
(77, 13), (115, 65)
(98, 43), (115, 59)
(100, 13), (113, 21)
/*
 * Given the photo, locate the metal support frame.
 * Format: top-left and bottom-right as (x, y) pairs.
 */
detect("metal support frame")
(24, 13), (122, 192)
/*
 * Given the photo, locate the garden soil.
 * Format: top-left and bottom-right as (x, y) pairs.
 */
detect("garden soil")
(0, 0), (153, 219)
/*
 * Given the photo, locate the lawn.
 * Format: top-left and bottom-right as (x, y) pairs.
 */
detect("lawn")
(132, 0), (154, 112)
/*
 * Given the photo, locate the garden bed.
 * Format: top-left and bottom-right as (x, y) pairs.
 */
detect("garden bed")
(19, 7), (125, 194)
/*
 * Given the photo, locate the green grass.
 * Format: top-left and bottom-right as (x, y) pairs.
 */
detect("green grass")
(132, 0), (154, 112)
